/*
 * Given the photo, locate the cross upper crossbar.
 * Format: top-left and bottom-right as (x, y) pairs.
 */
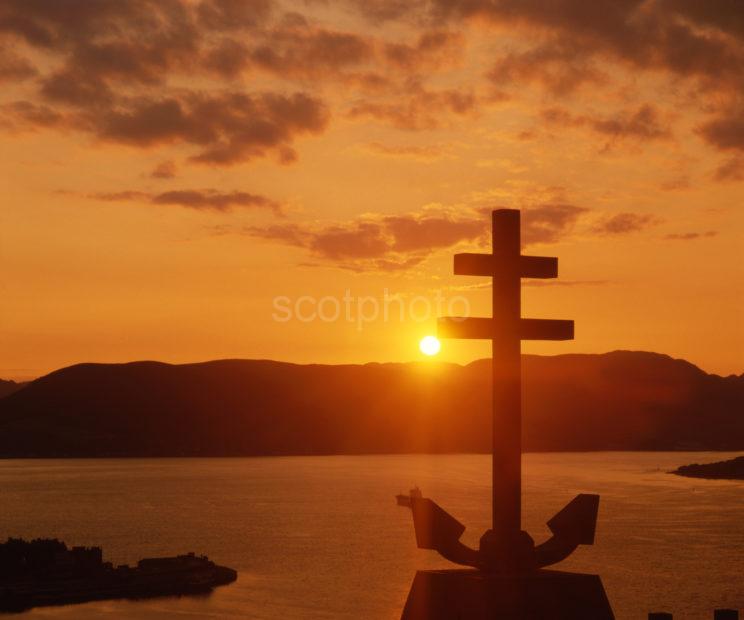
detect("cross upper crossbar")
(454, 253), (558, 279)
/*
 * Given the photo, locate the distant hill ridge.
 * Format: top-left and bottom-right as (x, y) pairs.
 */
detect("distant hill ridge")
(0, 379), (27, 400)
(0, 351), (741, 457)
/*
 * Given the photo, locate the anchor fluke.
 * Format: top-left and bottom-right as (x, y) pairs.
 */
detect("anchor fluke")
(534, 493), (600, 568)
(547, 493), (599, 545)
(409, 497), (482, 568)
(410, 497), (464, 549)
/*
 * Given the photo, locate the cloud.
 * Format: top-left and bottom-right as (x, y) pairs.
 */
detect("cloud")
(0, 2), (331, 166)
(361, 142), (450, 161)
(244, 206), (483, 270)
(346, 0), (429, 23)
(242, 202), (586, 271)
(197, 0), (273, 31)
(346, 0), (744, 119)
(0, 46), (36, 83)
(91, 191), (150, 202)
(541, 104), (671, 148)
(698, 106), (744, 152)
(664, 231), (717, 241)
(589, 105), (670, 141)
(430, 0), (744, 91)
(89, 188), (282, 213)
(713, 156), (744, 182)
(1, 100), (64, 129)
(92, 91), (329, 166)
(660, 175), (691, 191)
(348, 80), (477, 130)
(592, 212), (659, 235)
(384, 212), (484, 252)
(383, 30), (463, 71)
(151, 160), (177, 179)
(239, 26), (375, 79)
(521, 204), (588, 245)
(659, 0), (744, 40)
(522, 279), (610, 287)
(488, 41), (605, 95)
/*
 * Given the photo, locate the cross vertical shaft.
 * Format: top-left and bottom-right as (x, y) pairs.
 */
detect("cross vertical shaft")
(490, 210), (521, 541)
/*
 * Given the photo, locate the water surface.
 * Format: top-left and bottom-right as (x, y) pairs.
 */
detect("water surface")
(0, 453), (741, 619)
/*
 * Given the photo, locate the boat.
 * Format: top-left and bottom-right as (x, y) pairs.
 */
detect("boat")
(0, 538), (237, 612)
(396, 486), (422, 508)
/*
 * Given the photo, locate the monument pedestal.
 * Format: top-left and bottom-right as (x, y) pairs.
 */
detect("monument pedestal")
(401, 568), (614, 620)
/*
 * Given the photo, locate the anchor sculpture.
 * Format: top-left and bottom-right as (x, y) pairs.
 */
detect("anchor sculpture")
(408, 493), (599, 571)
(401, 209), (613, 619)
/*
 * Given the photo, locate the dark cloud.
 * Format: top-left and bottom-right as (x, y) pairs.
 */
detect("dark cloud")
(592, 212), (659, 235)
(151, 160), (178, 179)
(348, 80), (476, 130)
(523, 279), (610, 287)
(200, 24), (464, 83)
(660, 175), (691, 191)
(249, 208), (483, 264)
(92, 191), (150, 202)
(201, 38), (251, 78)
(541, 104), (671, 147)
(713, 156), (744, 182)
(1, 1), (202, 83)
(248, 27), (374, 78)
(0, 1), (330, 166)
(347, 0), (744, 110)
(244, 203), (584, 271)
(1, 100), (63, 129)
(309, 222), (391, 260)
(89, 188), (282, 213)
(40, 70), (115, 106)
(698, 106), (744, 152)
(1, 0), (740, 189)
(664, 231), (717, 241)
(0, 46), (36, 82)
(363, 142), (448, 161)
(91, 91), (328, 166)
(488, 41), (604, 95)
(521, 204), (588, 245)
(589, 105), (670, 141)
(383, 30), (463, 71)
(244, 207), (483, 270)
(196, 0), (273, 31)
(384, 212), (484, 252)
(657, 0), (744, 44)
(0, 0), (458, 93)
(432, 0), (744, 90)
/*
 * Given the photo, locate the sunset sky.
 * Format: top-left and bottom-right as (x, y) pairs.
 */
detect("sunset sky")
(1, 0), (742, 380)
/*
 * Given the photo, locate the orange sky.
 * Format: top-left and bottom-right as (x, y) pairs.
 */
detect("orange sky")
(1, 0), (743, 379)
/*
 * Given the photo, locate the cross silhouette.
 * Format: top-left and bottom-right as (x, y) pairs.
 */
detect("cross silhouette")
(438, 208), (573, 561)
(401, 208), (611, 617)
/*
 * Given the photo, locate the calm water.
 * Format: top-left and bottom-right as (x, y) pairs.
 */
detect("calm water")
(0, 453), (741, 619)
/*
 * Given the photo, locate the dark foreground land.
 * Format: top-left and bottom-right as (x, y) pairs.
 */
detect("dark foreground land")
(0, 538), (237, 613)
(672, 455), (744, 480)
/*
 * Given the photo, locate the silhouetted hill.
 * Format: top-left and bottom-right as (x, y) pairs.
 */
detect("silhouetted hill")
(0, 351), (741, 457)
(0, 379), (26, 400)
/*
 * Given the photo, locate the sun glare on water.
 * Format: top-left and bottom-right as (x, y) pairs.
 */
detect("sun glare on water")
(419, 335), (441, 356)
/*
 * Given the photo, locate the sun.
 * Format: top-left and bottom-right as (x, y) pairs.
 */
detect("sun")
(419, 335), (441, 356)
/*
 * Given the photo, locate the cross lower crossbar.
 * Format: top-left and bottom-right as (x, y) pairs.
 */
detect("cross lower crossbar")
(438, 317), (574, 341)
